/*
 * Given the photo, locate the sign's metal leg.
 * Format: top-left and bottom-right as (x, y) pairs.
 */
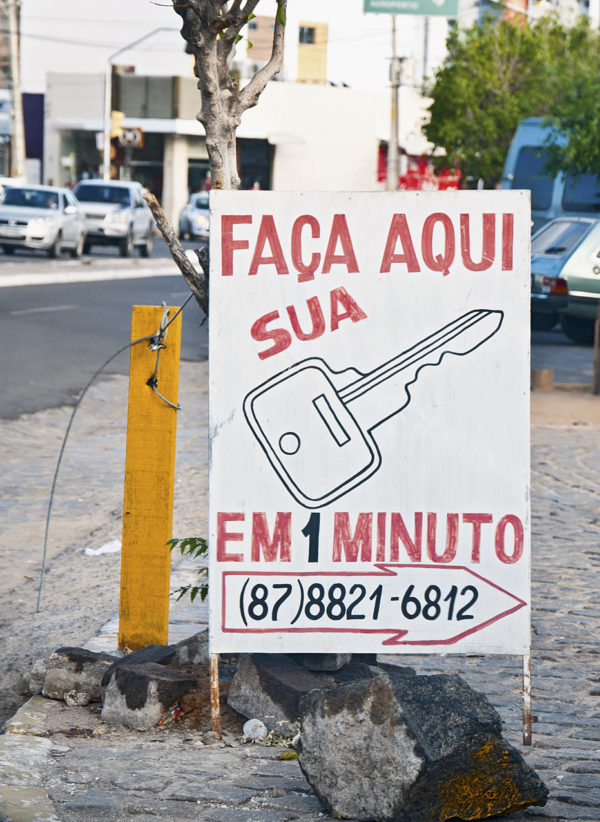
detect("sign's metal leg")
(522, 651), (532, 746)
(210, 652), (221, 739)
(593, 301), (600, 395)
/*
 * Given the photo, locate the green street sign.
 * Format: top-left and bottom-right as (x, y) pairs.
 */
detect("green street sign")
(364, 0), (458, 15)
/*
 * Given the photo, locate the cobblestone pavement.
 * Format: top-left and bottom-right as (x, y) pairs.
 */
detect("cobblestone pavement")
(1, 370), (600, 820)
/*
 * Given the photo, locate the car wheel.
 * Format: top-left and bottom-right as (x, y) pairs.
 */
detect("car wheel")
(139, 228), (154, 258)
(560, 314), (595, 346)
(70, 233), (85, 259)
(531, 312), (558, 332)
(119, 229), (134, 258)
(2, 245), (15, 255)
(48, 232), (63, 259)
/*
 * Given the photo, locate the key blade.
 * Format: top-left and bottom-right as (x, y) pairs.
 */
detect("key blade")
(345, 309), (503, 431)
(428, 309), (504, 357)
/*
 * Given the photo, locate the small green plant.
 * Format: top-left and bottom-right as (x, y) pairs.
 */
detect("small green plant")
(168, 537), (208, 603)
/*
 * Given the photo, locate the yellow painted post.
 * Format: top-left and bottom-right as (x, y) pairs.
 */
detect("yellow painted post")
(118, 305), (182, 650)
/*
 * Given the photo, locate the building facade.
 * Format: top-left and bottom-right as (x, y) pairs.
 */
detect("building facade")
(44, 71), (431, 225)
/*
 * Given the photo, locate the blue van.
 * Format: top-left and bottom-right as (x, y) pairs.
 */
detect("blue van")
(500, 117), (600, 233)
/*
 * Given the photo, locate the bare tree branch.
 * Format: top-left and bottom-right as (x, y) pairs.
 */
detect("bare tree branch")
(237, 0), (286, 111)
(143, 191), (209, 316)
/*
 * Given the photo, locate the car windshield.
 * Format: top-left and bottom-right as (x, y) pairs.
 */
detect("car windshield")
(531, 220), (592, 256)
(1, 188), (59, 209)
(191, 193), (209, 210)
(75, 184), (131, 206)
(512, 147), (554, 211)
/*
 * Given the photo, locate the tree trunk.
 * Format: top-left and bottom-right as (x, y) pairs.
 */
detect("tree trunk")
(205, 126), (240, 191)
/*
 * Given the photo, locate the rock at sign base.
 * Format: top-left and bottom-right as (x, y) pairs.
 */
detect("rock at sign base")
(101, 662), (199, 730)
(227, 654), (336, 735)
(293, 653), (352, 672)
(42, 647), (119, 703)
(297, 672), (548, 822)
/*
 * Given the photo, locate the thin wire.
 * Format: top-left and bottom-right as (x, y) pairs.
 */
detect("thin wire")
(36, 333), (153, 612)
(146, 295), (194, 409)
(147, 303), (180, 410)
(36, 292), (196, 612)
(163, 293), (194, 331)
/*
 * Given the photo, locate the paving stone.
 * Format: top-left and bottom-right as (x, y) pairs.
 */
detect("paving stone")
(64, 788), (129, 810)
(110, 773), (171, 792)
(565, 763), (600, 774)
(162, 782), (257, 804)
(232, 775), (311, 793)
(203, 811), (296, 822)
(257, 794), (326, 815)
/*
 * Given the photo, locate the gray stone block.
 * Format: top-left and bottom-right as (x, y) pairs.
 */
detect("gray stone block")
(101, 662), (200, 730)
(297, 671), (549, 822)
(42, 647), (119, 703)
(227, 654), (378, 736)
(100, 631), (208, 688)
(293, 653), (352, 672)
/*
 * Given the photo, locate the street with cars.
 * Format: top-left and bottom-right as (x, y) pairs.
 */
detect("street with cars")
(0, 228), (597, 422)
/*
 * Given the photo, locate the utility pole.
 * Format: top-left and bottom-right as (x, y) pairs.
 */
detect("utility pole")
(7, 0), (25, 178)
(387, 16), (399, 192)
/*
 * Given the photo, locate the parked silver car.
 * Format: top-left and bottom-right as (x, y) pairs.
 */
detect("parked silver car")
(531, 216), (600, 345)
(0, 184), (85, 257)
(73, 180), (154, 257)
(178, 191), (210, 241)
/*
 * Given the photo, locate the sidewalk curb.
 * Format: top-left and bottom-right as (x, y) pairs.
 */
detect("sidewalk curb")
(0, 698), (60, 822)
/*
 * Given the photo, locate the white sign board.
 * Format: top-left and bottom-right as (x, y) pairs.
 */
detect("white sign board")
(209, 191), (530, 656)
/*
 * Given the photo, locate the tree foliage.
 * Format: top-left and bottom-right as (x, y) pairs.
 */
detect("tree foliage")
(424, 15), (600, 187)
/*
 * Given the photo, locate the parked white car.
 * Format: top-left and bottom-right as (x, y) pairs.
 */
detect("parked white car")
(0, 184), (85, 258)
(73, 179), (154, 257)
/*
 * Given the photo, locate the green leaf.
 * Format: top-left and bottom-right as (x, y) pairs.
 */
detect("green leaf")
(169, 537), (209, 603)
(276, 3), (286, 27)
(235, 34), (243, 44)
(247, 12), (256, 21)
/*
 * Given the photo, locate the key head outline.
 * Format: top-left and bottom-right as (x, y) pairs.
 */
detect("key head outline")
(243, 357), (382, 509)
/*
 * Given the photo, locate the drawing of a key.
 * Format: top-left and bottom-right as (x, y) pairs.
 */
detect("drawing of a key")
(243, 309), (503, 508)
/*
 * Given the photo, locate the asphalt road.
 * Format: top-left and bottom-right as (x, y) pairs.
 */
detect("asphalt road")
(0, 237), (596, 418)
(0, 237), (207, 419)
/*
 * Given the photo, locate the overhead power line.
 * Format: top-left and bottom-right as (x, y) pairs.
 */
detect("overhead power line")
(0, 27), (181, 50)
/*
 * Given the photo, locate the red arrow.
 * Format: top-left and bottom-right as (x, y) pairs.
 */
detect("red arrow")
(374, 564), (526, 646)
(221, 564), (526, 646)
